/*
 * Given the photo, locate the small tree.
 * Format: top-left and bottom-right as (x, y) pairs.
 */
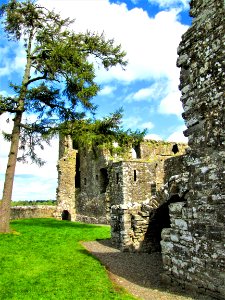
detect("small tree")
(0, 0), (127, 233)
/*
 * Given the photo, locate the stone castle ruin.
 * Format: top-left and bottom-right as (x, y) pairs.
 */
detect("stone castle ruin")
(56, 0), (225, 298)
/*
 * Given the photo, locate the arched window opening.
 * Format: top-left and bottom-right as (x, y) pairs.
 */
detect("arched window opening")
(172, 144), (179, 154)
(100, 168), (109, 193)
(134, 144), (141, 158)
(131, 148), (137, 158)
(62, 210), (71, 221)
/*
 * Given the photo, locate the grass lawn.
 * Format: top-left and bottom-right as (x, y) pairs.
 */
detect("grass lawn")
(0, 218), (135, 300)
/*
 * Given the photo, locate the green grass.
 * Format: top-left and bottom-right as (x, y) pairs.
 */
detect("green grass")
(0, 219), (135, 300)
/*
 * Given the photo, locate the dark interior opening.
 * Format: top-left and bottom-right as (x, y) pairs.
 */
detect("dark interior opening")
(142, 194), (185, 253)
(172, 144), (179, 154)
(134, 170), (137, 181)
(75, 153), (81, 188)
(62, 210), (71, 221)
(133, 143), (141, 158)
(116, 173), (119, 184)
(100, 168), (109, 193)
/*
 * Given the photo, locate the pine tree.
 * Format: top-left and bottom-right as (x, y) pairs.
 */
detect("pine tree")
(0, 0), (127, 233)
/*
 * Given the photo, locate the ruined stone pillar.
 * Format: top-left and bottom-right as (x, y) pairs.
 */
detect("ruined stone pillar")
(54, 135), (76, 221)
(161, 0), (225, 298)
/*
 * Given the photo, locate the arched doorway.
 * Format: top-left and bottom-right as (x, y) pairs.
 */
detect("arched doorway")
(141, 194), (185, 253)
(61, 210), (71, 221)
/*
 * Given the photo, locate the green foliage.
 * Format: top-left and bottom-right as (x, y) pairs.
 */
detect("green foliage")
(0, 219), (135, 299)
(0, 0), (127, 165)
(11, 200), (56, 206)
(59, 108), (147, 155)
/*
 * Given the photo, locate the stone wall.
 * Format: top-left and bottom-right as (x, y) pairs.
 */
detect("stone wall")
(54, 135), (76, 221)
(10, 205), (55, 220)
(160, 0), (225, 298)
(56, 139), (187, 225)
(75, 146), (111, 224)
(109, 147), (188, 252)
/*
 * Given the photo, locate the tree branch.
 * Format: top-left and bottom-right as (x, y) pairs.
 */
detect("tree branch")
(25, 74), (47, 86)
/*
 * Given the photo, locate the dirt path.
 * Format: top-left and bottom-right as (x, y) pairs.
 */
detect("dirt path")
(82, 239), (213, 300)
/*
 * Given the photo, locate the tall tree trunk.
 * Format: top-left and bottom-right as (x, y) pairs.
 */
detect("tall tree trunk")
(0, 29), (33, 233)
(0, 112), (23, 232)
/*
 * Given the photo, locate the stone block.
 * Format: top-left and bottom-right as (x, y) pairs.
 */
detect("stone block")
(161, 241), (174, 254)
(174, 219), (188, 230)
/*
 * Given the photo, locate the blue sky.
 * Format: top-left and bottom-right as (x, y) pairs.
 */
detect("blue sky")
(0, 0), (191, 201)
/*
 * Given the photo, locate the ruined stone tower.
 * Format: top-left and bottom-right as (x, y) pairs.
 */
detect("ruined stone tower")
(54, 135), (76, 221)
(160, 0), (225, 298)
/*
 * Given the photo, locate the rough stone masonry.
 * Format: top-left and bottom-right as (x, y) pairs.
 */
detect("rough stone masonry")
(160, 0), (225, 298)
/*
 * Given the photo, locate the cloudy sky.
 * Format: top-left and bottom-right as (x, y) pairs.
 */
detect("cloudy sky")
(0, 0), (191, 201)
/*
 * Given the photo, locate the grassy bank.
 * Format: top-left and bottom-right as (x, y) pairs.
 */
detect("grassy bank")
(0, 219), (135, 300)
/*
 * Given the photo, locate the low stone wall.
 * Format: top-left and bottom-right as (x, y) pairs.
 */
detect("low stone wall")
(75, 213), (108, 224)
(10, 205), (56, 220)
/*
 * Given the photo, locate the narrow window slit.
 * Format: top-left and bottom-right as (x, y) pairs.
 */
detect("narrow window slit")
(134, 170), (137, 182)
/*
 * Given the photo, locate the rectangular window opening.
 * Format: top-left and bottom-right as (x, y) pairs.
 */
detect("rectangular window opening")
(116, 173), (119, 184)
(134, 170), (137, 182)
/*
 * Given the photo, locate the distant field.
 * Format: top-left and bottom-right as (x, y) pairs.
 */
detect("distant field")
(0, 200), (56, 206)
(0, 218), (135, 300)
(11, 200), (57, 206)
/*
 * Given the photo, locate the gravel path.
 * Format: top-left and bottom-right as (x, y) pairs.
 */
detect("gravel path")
(82, 239), (213, 300)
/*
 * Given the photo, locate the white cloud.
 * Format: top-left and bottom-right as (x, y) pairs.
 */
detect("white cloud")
(149, 0), (190, 9)
(144, 133), (162, 140)
(37, 0), (188, 119)
(99, 85), (116, 96)
(122, 116), (142, 129)
(125, 79), (168, 102)
(37, 0), (188, 85)
(167, 125), (188, 143)
(158, 88), (183, 117)
(140, 121), (154, 130)
(0, 42), (26, 77)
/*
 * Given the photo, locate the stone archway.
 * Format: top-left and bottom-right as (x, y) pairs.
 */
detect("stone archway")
(61, 210), (71, 221)
(140, 194), (186, 253)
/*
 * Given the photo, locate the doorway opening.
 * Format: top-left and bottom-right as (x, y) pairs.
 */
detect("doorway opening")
(62, 210), (71, 221)
(141, 194), (185, 253)
(99, 168), (109, 193)
(75, 153), (81, 188)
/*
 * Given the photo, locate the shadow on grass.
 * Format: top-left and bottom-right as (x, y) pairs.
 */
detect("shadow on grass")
(11, 218), (106, 230)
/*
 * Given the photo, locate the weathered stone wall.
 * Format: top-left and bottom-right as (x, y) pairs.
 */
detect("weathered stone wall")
(54, 135), (76, 221)
(109, 143), (188, 252)
(75, 146), (111, 224)
(10, 206), (55, 220)
(109, 161), (154, 205)
(160, 0), (225, 298)
(56, 138), (187, 225)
